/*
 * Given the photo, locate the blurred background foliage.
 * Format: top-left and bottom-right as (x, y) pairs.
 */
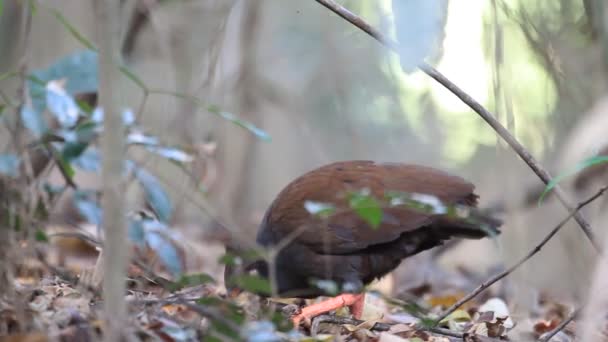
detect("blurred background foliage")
(2, 0), (608, 312)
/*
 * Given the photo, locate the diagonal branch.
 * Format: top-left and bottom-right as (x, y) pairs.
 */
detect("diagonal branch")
(538, 307), (579, 342)
(312, 0), (600, 252)
(434, 185), (607, 324)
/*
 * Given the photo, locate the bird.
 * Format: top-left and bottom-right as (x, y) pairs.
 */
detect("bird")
(224, 160), (501, 326)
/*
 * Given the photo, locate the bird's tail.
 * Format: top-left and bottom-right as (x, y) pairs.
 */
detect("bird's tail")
(433, 207), (502, 240)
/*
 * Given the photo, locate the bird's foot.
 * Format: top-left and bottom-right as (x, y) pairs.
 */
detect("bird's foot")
(290, 293), (365, 327)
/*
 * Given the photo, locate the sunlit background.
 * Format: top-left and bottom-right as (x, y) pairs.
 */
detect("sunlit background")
(2, 0), (608, 323)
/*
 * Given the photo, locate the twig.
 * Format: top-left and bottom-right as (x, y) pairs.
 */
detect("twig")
(311, 0), (600, 252)
(428, 326), (464, 338)
(538, 308), (579, 342)
(33, 247), (101, 296)
(435, 186), (608, 324)
(311, 314), (391, 333)
(178, 300), (241, 333)
(309, 314), (507, 341)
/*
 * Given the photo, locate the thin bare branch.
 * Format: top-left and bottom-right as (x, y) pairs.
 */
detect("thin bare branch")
(94, 0), (129, 340)
(435, 186), (608, 324)
(538, 308), (579, 342)
(311, 0), (600, 252)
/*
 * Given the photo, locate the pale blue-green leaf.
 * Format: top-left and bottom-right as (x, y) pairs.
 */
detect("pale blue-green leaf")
(244, 321), (281, 342)
(55, 129), (78, 142)
(312, 279), (339, 296)
(0, 154), (20, 178)
(20, 105), (48, 137)
(46, 85), (80, 127)
(157, 325), (196, 342)
(91, 107), (103, 123)
(128, 219), (146, 246)
(89, 107), (136, 126)
(135, 169), (172, 223)
(127, 132), (159, 146)
(122, 109), (135, 126)
(28, 50), (98, 114)
(43, 183), (66, 195)
(217, 109), (271, 141)
(74, 196), (102, 226)
(146, 146), (193, 163)
(392, 0), (448, 72)
(72, 147), (101, 172)
(145, 231), (182, 276)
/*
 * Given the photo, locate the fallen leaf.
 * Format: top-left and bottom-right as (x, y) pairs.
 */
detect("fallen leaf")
(439, 309), (471, 324)
(378, 332), (410, 342)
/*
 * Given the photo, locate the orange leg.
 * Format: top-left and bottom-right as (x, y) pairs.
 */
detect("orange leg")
(291, 293), (365, 327)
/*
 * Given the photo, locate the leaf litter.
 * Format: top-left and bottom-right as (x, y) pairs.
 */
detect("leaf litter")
(0, 225), (588, 342)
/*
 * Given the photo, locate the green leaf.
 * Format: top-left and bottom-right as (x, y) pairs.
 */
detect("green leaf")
(196, 297), (245, 335)
(61, 142), (88, 161)
(218, 253), (238, 266)
(231, 274), (272, 296)
(169, 273), (215, 291)
(57, 155), (76, 182)
(35, 230), (49, 242)
(348, 190), (383, 229)
(538, 155), (608, 204)
(74, 121), (99, 142)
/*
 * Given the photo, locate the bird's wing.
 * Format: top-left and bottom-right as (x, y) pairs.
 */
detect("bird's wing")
(258, 160), (481, 254)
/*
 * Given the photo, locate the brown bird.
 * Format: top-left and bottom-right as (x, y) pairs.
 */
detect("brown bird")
(225, 160), (501, 326)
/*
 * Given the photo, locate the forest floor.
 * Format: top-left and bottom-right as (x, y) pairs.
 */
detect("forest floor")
(0, 224), (583, 342)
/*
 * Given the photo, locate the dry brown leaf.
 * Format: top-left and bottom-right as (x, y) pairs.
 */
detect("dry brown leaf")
(0, 333), (48, 342)
(427, 292), (465, 308)
(388, 323), (415, 335)
(377, 332), (410, 342)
